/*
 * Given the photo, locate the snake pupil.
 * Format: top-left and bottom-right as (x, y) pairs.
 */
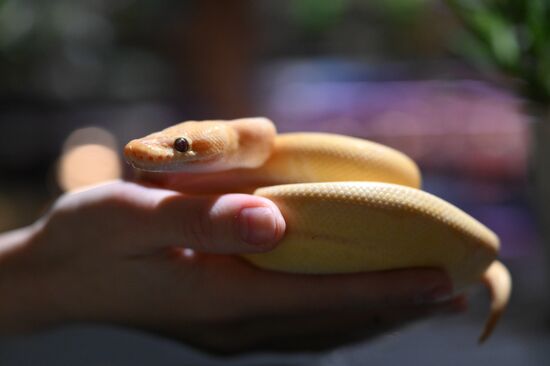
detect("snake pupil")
(174, 137), (190, 152)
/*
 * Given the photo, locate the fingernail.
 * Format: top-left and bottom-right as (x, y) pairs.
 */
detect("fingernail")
(414, 284), (453, 305)
(238, 207), (280, 246)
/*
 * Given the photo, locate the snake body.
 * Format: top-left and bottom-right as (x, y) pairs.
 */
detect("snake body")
(125, 117), (511, 343)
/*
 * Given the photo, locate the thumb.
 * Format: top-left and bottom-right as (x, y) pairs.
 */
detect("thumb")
(147, 191), (286, 254)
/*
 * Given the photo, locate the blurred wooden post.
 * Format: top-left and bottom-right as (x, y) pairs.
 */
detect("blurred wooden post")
(178, 0), (255, 118)
(531, 110), (550, 302)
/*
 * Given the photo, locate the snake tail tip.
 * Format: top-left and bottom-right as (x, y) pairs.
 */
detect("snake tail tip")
(477, 311), (501, 344)
(478, 260), (511, 344)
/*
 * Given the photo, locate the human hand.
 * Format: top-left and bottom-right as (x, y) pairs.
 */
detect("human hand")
(0, 181), (462, 354)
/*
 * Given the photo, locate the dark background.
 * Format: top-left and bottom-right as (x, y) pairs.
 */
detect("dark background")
(0, 0), (546, 364)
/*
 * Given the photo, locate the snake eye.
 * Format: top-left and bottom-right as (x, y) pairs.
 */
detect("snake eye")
(174, 137), (190, 152)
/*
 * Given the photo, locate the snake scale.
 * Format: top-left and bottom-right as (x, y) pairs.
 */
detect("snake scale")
(124, 117), (511, 343)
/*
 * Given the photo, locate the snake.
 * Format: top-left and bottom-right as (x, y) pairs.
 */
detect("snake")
(124, 117), (511, 343)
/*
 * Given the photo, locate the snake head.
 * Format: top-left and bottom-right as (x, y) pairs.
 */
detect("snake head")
(124, 121), (238, 172)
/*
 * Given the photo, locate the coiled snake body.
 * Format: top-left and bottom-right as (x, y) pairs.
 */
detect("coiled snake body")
(124, 117), (511, 343)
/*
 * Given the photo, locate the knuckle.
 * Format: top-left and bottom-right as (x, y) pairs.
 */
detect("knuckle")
(181, 207), (213, 250)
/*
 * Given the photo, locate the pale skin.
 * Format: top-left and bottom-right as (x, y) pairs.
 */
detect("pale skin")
(0, 180), (464, 354)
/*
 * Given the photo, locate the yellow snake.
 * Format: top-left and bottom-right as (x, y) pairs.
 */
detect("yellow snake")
(124, 117), (511, 343)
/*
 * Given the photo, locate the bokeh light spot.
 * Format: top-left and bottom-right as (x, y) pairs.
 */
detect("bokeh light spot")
(57, 127), (121, 192)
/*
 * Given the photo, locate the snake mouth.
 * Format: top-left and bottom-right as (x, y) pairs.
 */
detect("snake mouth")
(124, 139), (174, 170)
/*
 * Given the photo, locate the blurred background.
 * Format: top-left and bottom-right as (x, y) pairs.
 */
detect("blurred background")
(0, 0), (548, 365)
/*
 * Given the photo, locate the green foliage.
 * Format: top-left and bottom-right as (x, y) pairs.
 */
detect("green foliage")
(289, 0), (349, 33)
(376, 0), (430, 20)
(445, 0), (550, 103)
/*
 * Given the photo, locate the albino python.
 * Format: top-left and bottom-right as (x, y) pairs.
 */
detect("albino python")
(124, 117), (511, 343)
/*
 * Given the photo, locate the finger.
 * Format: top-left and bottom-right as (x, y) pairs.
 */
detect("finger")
(185, 296), (466, 355)
(232, 266), (455, 316)
(234, 297), (466, 353)
(134, 169), (274, 194)
(144, 191), (286, 253)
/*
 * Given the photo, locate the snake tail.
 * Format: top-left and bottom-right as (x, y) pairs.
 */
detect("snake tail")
(478, 261), (511, 343)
